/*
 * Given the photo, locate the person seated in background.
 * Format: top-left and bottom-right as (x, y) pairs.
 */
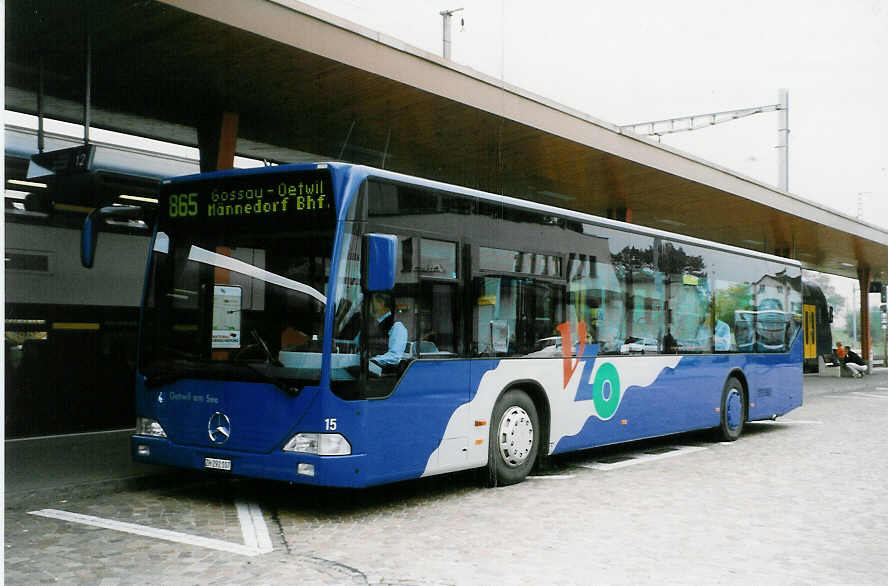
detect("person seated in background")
(835, 341), (846, 361)
(843, 345), (867, 378)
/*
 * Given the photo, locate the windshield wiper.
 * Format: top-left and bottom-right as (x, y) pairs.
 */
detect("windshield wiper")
(145, 337), (306, 394)
(159, 346), (202, 360)
(145, 359), (304, 395)
(251, 329), (284, 367)
(143, 347), (205, 386)
(241, 362), (304, 396)
(144, 358), (201, 387)
(145, 371), (182, 388)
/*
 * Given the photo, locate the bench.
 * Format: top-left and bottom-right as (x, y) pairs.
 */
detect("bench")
(818, 353), (855, 377)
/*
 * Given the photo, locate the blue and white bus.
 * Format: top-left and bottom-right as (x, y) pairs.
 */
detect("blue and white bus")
(85, 162), (803, 487)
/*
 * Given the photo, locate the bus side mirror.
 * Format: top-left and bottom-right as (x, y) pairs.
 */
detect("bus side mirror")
(363, 233), (397, 292)
(828, 306), (834, 324)
(81, 205), (149, 268)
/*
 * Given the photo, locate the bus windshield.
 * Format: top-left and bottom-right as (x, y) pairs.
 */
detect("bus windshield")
(140, 168), (337, 388)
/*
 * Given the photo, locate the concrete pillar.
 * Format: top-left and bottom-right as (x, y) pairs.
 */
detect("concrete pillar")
(196, 110), (239, 172)
(858, 266), (872, 372)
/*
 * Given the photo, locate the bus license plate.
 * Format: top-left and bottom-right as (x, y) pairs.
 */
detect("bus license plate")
(204, 457), (231, 471)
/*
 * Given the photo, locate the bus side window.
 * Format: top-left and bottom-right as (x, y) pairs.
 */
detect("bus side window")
(415, 282), (458, 358)
(474, 277), (512, 356)
(473, 277), (563, 357)
(662, 241), (716, 354)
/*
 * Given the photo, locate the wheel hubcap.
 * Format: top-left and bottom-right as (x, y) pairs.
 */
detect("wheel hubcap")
(725, 388), (742, 430)
(498, 406), (534, 467)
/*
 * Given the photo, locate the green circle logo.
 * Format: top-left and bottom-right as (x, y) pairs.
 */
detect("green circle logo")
(593, 362), (621, 420)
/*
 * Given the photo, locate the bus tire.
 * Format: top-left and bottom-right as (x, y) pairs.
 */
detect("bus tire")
(487, 389), (539, 487)
(718, 376), (746, 442)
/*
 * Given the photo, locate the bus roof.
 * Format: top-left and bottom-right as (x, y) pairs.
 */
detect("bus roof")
(165, 162), (802, 268)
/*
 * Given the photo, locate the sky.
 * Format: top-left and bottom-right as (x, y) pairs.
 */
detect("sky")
(298, 0), (888, 318)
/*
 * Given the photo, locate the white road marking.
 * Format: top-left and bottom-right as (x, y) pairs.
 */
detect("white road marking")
(876, 387), (888, 391)
(851, 392), (888, 400)
(824, 394), (877, 400)
(30, 505), (272, 557)
(579, 445), (707, 471)
(755, 419), (823, 425)
(236, 501), (273, 554)
(527, 474), (575, 480)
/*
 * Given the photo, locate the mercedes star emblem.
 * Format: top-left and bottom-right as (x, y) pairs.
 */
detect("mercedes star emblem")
(208, 412), (231, 445)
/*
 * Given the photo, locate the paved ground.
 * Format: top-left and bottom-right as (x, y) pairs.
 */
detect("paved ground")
(5, 429), (171, 505)
(5, 371), (888, 584)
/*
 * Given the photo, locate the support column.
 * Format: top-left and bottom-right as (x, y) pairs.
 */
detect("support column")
(196, 110), (238, 362)
(196, 111), (239, 172)
(858, 266), (872, 373)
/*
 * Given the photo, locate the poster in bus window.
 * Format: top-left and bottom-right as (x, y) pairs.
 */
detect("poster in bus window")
(212, 286), (242, 348)
(490, 320), (509, 353)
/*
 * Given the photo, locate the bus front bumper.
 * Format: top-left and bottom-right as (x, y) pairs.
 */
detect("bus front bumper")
(131, 435), (368, 488)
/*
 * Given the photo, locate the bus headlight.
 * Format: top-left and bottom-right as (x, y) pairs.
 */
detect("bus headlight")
(283, 433), (351, 456)
(135, 416), (167, 438)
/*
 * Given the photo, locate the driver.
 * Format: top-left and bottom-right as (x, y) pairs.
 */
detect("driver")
(368, 293), (408, 371)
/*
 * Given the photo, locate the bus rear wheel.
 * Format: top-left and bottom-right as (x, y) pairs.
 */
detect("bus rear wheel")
(718, 376), (746, 441)
(487, 389), (539, 487)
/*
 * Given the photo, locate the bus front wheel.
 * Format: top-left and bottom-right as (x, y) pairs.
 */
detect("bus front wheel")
(487, 389), (539, 487)
(718, 376), (746, 442)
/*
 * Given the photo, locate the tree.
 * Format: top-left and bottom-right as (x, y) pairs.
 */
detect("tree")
(715, 283), (753, 325)
(806, 271), (846, 320)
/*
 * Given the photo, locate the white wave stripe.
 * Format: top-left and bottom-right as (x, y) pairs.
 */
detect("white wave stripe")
(422, 355), (682, 476)
(557, 355), (682, 434)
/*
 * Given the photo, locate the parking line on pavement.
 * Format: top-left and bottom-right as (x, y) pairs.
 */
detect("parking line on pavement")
(825, 393), (888, 401)
(29, 508), (269, 557)
(851, 392), (888, 400)
(236, 501), (273, 554)
(578, 445), (707, 471)
(527, 474), (576, 480)
(757, 419), (823, 425)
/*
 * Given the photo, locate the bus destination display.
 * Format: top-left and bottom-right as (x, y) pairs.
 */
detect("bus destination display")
(160, 169), (335, 230)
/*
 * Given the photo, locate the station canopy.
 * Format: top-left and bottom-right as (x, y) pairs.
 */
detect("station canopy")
(6, 0), (888, 282)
